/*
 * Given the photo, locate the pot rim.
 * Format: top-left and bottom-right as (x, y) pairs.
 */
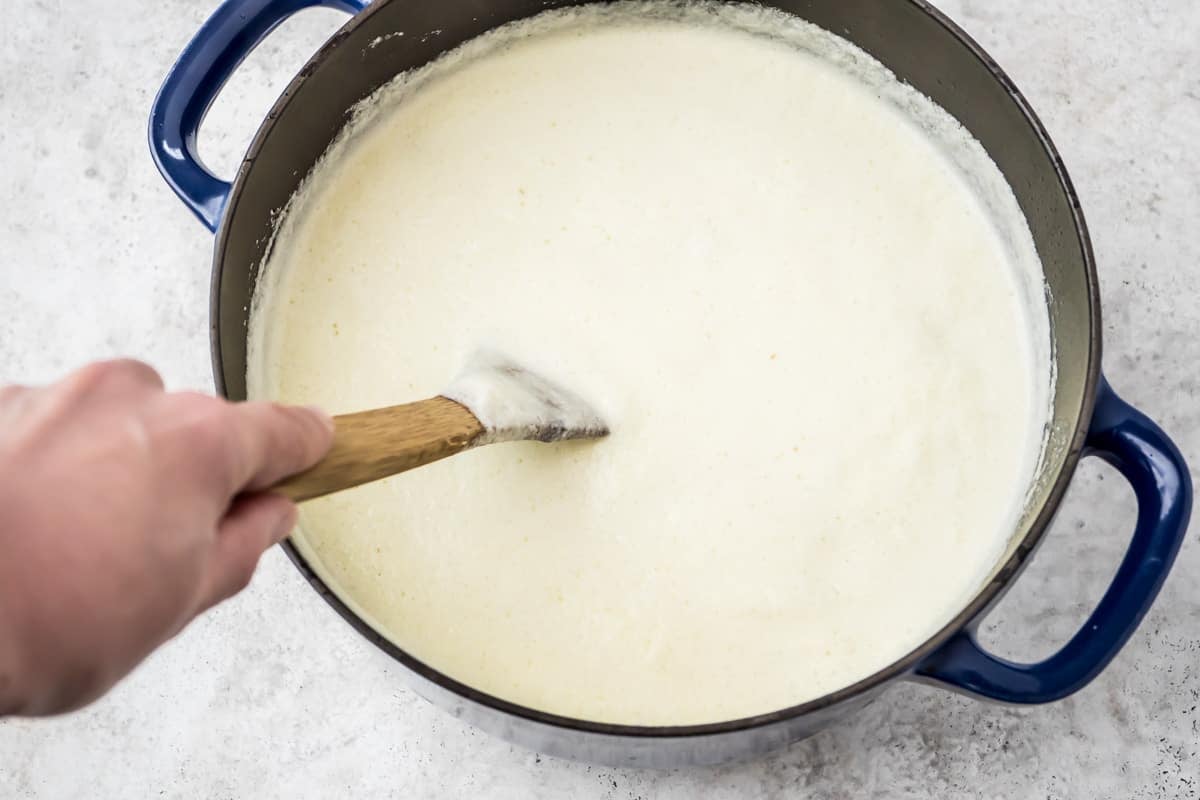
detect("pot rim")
(210, 0), (1102, 739)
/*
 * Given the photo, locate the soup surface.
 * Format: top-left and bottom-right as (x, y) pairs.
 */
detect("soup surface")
(249, 2), (1050, 725)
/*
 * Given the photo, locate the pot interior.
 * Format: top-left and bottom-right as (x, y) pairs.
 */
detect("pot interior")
(213, 0), (1099, 728)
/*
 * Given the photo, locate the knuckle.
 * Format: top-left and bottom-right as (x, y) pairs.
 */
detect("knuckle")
(172, 394), (245, 486)
(280, 404), (332, 465)
(172, 391), (223, 421)
(201, 423), (236, 468)
(112, 359), (164, 389)
(214, 420), (250, 489)
(274, 406), (314, 466)
(246, 403), (311, 476)
(67, 359), (163, 396)
(0, 384), (27, 404)
(64, 361), (112, 393)
(43, 664), (109, 716)
(227, 552), (260, 595)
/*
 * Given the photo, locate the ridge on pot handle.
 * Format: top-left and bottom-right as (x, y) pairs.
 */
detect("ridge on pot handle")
(917, 376), (1192, 703)
(149, 0), (369, 231)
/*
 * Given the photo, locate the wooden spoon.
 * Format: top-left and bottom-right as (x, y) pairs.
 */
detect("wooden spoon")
(273, 352), (608, 502)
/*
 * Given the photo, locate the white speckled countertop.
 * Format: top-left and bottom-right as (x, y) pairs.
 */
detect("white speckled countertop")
(1, 1), (1198, 797)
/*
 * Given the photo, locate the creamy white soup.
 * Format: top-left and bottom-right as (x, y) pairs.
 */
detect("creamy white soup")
(249, 2), (1051, 725)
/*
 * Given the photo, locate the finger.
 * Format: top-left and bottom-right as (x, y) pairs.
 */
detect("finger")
(199, 493), (298, 611)
(222, 402), (334, 493)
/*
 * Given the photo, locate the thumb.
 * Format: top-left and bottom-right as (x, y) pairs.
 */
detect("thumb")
(200, 494), (297, 611)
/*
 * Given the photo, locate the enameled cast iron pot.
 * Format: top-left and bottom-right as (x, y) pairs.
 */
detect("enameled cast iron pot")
(150, 0), (1193, 767)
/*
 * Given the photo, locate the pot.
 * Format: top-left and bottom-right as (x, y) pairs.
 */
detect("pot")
(149, 0), (1192, 768)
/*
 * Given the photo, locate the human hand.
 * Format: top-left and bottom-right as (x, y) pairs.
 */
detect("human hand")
(0, 360), (333, 716)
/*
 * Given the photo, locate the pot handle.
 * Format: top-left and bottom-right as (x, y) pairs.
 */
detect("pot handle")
(915, 375), (1191, 703)
(148, 0), (369, 231)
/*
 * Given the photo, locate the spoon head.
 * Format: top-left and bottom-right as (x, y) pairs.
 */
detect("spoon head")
(443, 351), (610, 444)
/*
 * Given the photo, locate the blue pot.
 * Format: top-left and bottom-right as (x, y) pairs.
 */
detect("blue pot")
(149, 0), (1192, 767)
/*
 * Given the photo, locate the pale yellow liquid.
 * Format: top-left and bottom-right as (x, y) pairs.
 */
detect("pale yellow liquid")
(250, 5), (1049, 725)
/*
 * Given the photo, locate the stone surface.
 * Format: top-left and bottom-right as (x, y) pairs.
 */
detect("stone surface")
(1, 1), (1197, 797)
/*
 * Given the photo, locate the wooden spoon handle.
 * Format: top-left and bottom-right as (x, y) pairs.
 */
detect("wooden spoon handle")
(273, 397), (484, 502)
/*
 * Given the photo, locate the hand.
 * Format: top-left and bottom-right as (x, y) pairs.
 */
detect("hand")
(0, 360), (333, 716)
